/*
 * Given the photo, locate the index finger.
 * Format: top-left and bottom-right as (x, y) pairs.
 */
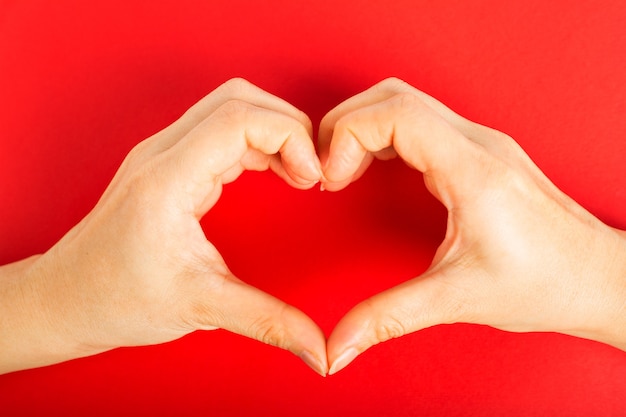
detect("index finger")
(321, 90), (481, 207)
(318, 78), (471, 169)
(157, 99), (322, 217)
(147, 78), (314, 159)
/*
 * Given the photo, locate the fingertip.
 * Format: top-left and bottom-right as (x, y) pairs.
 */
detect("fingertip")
(206, 277), (329, 376)
(327, 274), (464, 375)
(326, 310), (370, 375)
(270, 144), (322, 188)
(291, 179), (320, 191)
(301, 148), (324, 183)
(319, 178), (351, 192)
(328, 347), (360, 376)
(299, 349), (328, 377)
(281, 165), (321, 190)
(287, 156), (322, 185)
(321, 139), (354, 182)
(320, 150), (374, 192)
(279, 133), (323, 185)
(292, 318), (328, 377)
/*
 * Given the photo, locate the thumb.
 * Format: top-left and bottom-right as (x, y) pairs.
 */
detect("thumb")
(190, 272), (329, 376)
(326, 269), (467, 375)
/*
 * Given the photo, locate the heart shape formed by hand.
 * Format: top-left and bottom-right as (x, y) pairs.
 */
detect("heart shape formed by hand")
(123, 76), (469, 377)
(175, 77), (481, 376)
(196, 77), (610, 377)
(207, 160), (444, 376)
(32, 77), (604, 380)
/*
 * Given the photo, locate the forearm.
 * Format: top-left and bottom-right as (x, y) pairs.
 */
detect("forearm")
(0, 255), (99, 374)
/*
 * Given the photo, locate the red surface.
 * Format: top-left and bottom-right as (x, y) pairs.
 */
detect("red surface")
(1, 1), (626, 415)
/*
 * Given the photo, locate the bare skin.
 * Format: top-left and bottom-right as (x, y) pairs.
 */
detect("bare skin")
(0, 78), (328, 376)
(1, 77), (624, 377)
(319, 78), (626, 374)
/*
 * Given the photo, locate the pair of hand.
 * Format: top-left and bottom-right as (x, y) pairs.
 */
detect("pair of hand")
(2, 78), (625, 376)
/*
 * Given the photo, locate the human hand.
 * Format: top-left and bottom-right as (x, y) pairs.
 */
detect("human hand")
(0, 78), (328, 375)
(320, 78), (626, 374)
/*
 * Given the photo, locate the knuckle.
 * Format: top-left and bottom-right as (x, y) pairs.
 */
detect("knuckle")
(372, 316), (408, 344)
(114, 160), (163, 207)
(255, 324), (288, 348)
(333, 114), (373, 151)
(378, 76), (409, 92)
(361, 299), (408, 344)
(491, 129), (515, 144)
(116, 137), (161, 177)
(125, 139), (151, 163)
(250, 311), (289, 349)
(297, 109), (313, 132)
(319, 108), (339, 131)
(220, 77), (253, 94)
(474, 142), (530, 192)
(333, 114), (354, 137)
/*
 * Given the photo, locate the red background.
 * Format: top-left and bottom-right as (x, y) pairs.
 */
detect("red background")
(1, 1), (626, 415)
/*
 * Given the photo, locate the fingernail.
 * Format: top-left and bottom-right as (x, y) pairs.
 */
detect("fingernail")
(320, 182), (326, 192)
(302, 164), (321, 183)
(328, 347), (359, 376)
(299, 350), (327, 377)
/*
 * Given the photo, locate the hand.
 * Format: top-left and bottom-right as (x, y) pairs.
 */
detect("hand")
(320, 78), (626, 375)
(0, 78), (328, 375)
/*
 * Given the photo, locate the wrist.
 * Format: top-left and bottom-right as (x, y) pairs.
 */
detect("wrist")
(0, 254), (104, 374)
(567, 226), (626, 351)
(598, 228), (626, 349)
